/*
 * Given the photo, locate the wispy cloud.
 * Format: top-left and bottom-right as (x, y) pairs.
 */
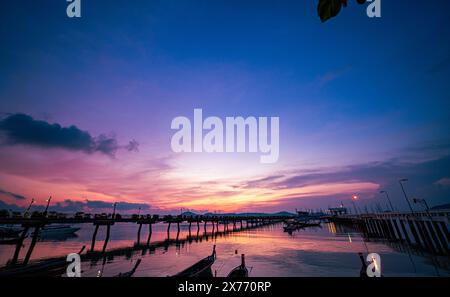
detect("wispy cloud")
(316, 65), (352, 86)
(0, 188), (26, 200)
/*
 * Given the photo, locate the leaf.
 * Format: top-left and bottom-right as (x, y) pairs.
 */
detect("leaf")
(317, 0), (342, 23)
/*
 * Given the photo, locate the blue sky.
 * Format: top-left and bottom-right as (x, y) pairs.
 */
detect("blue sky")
(0, 0), (449, 213)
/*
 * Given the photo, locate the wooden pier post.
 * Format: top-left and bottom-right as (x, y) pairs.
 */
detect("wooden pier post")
(91, 224), (100, 251)
(416, 220), (437, 253)
(167, 221), (172, 237)
(137, 223), (143, 245)
(146, 223), (153, 245)
(11, 226), (29, 265)
(399, 219), (412, 244)
(372, 219), (381, 237)
(102, 224), (111, 253)
(376, 220), (387, 238)
(384, 219), (396, 240)
(425, 221), (444, 254)
(391, 219), (403, 241)
(439, 221), (450, 243)
(23, 226), (40, 265)
(432, 221), (449, 254)
(408, 220), (423, 247)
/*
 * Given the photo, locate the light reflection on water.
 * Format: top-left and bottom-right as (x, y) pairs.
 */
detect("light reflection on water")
(0, 222), (449, 277)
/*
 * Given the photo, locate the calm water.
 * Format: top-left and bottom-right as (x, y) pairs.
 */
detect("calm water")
(1, 222), (449, 277)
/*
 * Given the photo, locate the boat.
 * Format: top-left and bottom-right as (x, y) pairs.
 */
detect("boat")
(283, 225), (297, 232)
(174, 245), (216, 277)
(283, 221), (321, 233)
(0, 237), (25, 245)
(227, 254), (248, 277)
(35, 225), (80, 237)
(114, 259), (142, 277)
(296, 222), (321, 228)
(0, 226), (23, 238)
(0, 246), (86, 277)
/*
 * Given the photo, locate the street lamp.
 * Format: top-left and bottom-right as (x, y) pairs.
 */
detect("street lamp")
(412, 197), (435, 228)
(43, 196), (52, 217)
(112, 202), (118, 220)
(351, 194), (359, 215)
(399, 179), (414, 213)
(412, 198), (430, 212)
(380, 190), (394, 212)
(23, 198), (35, 217)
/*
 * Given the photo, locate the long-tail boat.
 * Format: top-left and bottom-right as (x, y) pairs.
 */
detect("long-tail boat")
(227, 254), (248, 277)
(174, 245), (216, 277)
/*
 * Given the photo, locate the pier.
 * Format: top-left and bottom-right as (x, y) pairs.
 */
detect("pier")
(328, 210), (450, 255)
(0, 214), (290, 269)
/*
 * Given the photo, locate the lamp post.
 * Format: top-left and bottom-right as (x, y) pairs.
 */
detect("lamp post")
(112, 202), (118, 220)
(399, 179), (414, 213)
(23, 198), (35, 217)
(351, 194), (359, 215)
(43, 196), (52, 217)
(380, 190), (394, 212)
(412, 198), (430, 212)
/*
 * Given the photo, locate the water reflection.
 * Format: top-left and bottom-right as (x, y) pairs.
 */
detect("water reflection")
(0, 222), (449, 276)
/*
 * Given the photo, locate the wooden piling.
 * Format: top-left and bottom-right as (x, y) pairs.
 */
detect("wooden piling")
(102, 224), (111, 253)
(11, 226), (29, 265)
(408, 220), (423, 247)
(432, 221), (449, 254)
(167, 222), (171, 238)
(91, 224), (100, 251)
(137, 223), (143, 245)
(23, 226), (40, 265)
(425, 220), (444, 254)
(146, 223), (152, 245)
(399, 220), (412, 244)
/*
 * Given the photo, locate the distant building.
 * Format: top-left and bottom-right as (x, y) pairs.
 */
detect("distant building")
(328, 207), (348, 216)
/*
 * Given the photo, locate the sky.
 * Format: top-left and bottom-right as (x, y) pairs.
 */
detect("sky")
(0, 0), (449, 214)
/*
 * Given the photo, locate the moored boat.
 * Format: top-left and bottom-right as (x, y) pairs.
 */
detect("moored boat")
(227, 254), (248, 277)
(0, 226), (23, 238)
(0, 237), (24, 245)
(174, 245), (216, 277)
(0, 246), (86, 277)
(35, 225), (80, 237)
(283, 225), (297, 232)
(283, 220), (321, 233)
